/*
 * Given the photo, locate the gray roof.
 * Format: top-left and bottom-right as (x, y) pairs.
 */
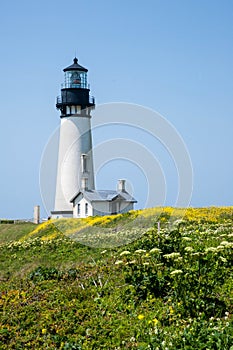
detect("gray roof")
(70, 189), (137, 203)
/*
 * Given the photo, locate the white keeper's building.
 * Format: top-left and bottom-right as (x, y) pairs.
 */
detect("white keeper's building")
(71, 179), (136, 218)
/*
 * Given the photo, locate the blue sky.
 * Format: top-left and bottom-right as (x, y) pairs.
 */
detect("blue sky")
(0, 0), (233, 218)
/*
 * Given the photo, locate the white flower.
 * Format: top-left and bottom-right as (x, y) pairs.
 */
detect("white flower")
(184, 246), (193, 252)
(163, 252), (181, 259)
(149, 247), (161, 254)
(219, 256), (227, 263)
(115, 260), (124, 265)
(170, 269), (183, 275)
(119, 250), (131, 256)
(182, 236), (192, 241)
(220, 241), (233, 248)
(134, 249), (147, 254)
(205, 247), (217, 253)
(127, 260), (136, 265)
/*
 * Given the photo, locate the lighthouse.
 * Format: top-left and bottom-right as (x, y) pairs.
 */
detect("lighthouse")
(51, 58), (95, 218)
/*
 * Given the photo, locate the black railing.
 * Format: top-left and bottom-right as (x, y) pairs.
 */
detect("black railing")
(89, 96), (95, 104)
(56, 96), (62, 104)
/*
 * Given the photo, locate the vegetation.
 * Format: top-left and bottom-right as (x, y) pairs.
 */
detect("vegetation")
(0, 222), (35, 244)
(0, 207), (233, 349)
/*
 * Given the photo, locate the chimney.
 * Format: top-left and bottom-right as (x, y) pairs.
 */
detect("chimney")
(117, 179), (126, 192)
(33, 205), (40, 224)
(81, 177), (88, 191)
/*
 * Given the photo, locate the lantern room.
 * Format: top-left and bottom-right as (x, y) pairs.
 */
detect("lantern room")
(56, 57), (95, 115)
(63, 57), (88, 89)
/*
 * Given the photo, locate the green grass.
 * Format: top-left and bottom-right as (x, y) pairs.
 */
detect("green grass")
(0, 207), (233, 349)
(0, 222), (36, 244)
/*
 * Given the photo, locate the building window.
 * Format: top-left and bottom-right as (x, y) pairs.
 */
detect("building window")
(85, 203), (88, 216)
(111, 201), (117, 215)
(77, 203), (80, 215)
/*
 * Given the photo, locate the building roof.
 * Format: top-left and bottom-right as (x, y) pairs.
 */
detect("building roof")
(63, 57), (88, 72)
(70, 189), (137, 203)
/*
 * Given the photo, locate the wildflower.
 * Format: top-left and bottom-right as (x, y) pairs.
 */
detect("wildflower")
(149, 247), (161, 254)
(163, 252), (181, 259)
(156, 263), (164, 267)
(101, 250), (107, 254)
(119, 250), (131, 256)
(41, 328), (47, 335)
(127, 260), (136, 265)
(219, 256), (227, 263)
(220, 241), (233, 248)
(170, 269), (183, 275)
(184, 246), (193, 252)
(205, 247), (217, 253)
(169, 306), (175, 314)
(138, 314), (145, 320)
(182, 236), (192, 241)
(153, 318), (159, 325)
(173, 219), (184, 226)
(134, 249), (146, 254)
(115, 260), (124, 265)
(130, 336), (136, 342)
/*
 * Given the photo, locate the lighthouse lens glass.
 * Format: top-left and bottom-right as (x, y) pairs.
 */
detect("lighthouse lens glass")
(64, 71), (87, 89)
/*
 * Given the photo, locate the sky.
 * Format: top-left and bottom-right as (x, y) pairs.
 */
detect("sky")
(0, 0), (233, 219)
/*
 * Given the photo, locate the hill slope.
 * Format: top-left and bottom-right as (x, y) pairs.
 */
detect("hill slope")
(0, 207), (233, 349)
(0, 222), (35, 244)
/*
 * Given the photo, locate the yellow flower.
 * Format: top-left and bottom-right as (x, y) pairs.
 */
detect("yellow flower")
(153, 318), (159, 325)
(41, 328), (47, 335)
(138, 314), (145, 320)
(169, 306), (175, 314)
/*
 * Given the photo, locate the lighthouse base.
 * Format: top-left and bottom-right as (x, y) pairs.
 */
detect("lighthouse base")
(51, 210), (73, 219)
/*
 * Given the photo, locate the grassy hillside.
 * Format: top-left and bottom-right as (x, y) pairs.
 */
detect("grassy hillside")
(0, 207), (233, 349)
(0, 222), (35, 244)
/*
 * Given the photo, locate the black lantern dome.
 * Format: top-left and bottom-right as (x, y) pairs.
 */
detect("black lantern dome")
(63, 57), (88, 72)
(56, 58), (95, 117)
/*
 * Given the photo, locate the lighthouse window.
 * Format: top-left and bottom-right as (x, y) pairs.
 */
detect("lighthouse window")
(81, 154), (87, 173)
(77, 203), (80, 215)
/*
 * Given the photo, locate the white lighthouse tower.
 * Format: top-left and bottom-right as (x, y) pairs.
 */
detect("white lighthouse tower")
(51, 58), (95, 218)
